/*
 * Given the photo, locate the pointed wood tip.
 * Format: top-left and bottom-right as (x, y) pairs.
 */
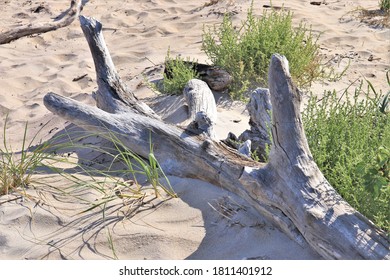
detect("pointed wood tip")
(270, 53), (290, 78)
(79, 15), (101, 30)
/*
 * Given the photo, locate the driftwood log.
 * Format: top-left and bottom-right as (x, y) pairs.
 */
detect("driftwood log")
(0, 0), (85, 45)
(43, 16), (390, 260)
(183, 79), (218, 139)
(225, 88), (272, 160)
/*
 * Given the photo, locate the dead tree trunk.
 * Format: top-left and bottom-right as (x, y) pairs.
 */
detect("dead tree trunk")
(0, 0), (85, 45)
(43, 16), (389, 260)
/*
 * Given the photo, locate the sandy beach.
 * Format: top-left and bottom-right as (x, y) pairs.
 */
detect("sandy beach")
(0, 0), (388, 260)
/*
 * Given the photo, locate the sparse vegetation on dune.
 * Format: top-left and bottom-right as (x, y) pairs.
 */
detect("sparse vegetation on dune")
(201, 3), (322, 99)
(302, 76), (390, 234)
(0, 117), (58, 196)
(163, 2), (327, 100)
(162, 49), (199, 95)
(0, 120), (176, 211)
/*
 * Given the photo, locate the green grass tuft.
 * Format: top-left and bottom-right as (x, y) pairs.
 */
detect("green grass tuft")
(1, 118), (176, 207)
(380, 0), (390, 12)
(0, 117), (61, 196)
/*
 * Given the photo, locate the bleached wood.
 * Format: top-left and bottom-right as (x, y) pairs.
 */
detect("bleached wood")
(238, 140), (251, 157)
(79, 16), (160, 118)
(239, 88), (272, 161)
(183, 79), (217, 139)
(43, 16), (390, 259)
(0, 0), (84, 45)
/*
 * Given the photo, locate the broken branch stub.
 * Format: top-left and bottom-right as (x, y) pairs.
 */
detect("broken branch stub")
(238, 88), (272, 161)
(183, 79), (217, 139)
(0, 0), (84, 45)
(43, 16), (390, 260)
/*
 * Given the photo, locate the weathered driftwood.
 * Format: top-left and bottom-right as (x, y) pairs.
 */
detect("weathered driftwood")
(239, 88), (272, 161)
(238, 139), (252, 157)
(79, 16), (159, 119)
(183, 79), (217, 139)
(43, 16), (390, 259)
(0, 0), (84, 45)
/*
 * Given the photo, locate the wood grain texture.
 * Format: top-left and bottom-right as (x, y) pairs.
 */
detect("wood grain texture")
(43, 17), (390, 260)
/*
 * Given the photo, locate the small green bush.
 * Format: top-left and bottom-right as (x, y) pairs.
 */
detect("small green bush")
(163, 50), (199, 95)
(202, 3), (322, 99)
(302, 78), (389, 234)
(380, 0), (390, 12)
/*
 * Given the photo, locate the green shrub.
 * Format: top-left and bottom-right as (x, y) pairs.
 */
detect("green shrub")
(163, 50), (199, 95)
(202, 3), (322, 99)
(302, 78), (389, 233)
(379, 0), (390, 12)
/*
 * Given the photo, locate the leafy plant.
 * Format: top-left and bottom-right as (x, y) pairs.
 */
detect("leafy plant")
(202, 2), (322, 99)
(163, 49), (199, 95)
(302, 78), (390, 233)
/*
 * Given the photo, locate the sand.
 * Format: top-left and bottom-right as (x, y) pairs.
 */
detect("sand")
(0, 0), (388, 260)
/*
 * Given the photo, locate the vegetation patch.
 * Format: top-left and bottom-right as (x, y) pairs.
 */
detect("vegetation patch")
(162, 49), (199, 95)
(1, 120), (176, 207)
(0, 118), (57, 196)
(202, 3), (322, 99)
(380, 0), (390, 13)
(302, 76), (390, 234)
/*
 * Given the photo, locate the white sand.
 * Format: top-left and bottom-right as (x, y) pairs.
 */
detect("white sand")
(0, 0), (388, 259)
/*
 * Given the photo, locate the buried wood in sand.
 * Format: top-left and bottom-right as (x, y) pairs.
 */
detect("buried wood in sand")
(42, 16), (389, 260)
(0, 0), (85, 45)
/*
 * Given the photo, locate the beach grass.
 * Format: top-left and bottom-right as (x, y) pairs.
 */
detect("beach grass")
(380, 0), (390, 12)
(1, 120), (176, 209)
(0, 116), (63, 196)
(47, 130), (177, 220)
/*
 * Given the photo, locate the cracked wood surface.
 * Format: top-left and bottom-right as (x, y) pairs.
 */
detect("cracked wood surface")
(43, 16), (390, 259)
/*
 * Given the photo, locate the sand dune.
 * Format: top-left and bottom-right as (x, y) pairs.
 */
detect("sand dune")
(0, 0), (388, 259)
